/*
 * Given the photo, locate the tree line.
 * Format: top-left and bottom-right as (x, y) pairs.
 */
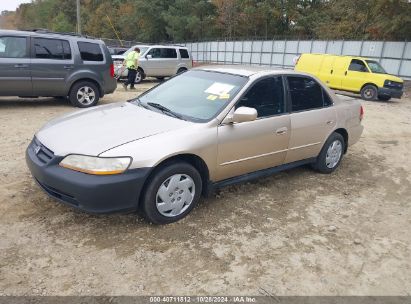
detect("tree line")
(1, 0), (410, 43)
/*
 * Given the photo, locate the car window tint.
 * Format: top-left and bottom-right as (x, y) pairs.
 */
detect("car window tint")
(34, 38), (71, 60)
(162, 48), (177, 58)
(349, 59), (368, 72)
(236, 77), (285, 118)
(78, 42), (103, 61)
(179, 49), (189, 59)
(288, 76), (324, 111)
(0, 36), (27, 58)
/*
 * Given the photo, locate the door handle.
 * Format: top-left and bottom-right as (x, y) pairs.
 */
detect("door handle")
(326, 120), (334, 125)
(344, 71), (348, 76)
(64, 66), (74, 70)
(276, 127), (288, 135)
(330, 69), (333, 74)
(14, 64), (29, 68)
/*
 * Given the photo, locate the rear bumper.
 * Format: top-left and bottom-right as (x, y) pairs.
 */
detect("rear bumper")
(104, 77), (117, 95)
(378, 87), (403, 99)
(26, 140), (151, 214)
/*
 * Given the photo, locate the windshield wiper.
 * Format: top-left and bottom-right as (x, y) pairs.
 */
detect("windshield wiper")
(147, 102), (184, 120)
(128, 97), (149, 109)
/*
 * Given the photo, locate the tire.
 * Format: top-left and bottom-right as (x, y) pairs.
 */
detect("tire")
(141, 162), (202, 224)
(378, 95), (391, 101)
(134, 68), (144, 84)
(312, 132), (345, 174)
(177, 67), (187, 74)
(360, 84), (378, 101)
(69, 81), (100, 108)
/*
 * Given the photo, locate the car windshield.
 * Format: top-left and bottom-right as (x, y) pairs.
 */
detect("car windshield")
(366, 60), (387, 74)
(124, 46), (148, 56)
(135, 70), (248, 122)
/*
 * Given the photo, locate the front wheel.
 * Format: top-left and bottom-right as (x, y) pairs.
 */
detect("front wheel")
(177, 67), (187, 74)
(69, 81), (100, 108)
(360, 85), (378, 101)
(312, 132), (345, 174)
(141, 162), (202, 224)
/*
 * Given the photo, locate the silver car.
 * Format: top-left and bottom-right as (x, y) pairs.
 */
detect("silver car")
(113, 44), (193, 83)
(26, 66), (364, 224)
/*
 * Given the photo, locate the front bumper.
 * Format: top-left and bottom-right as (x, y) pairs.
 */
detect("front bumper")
(26, 139), (151, 213)
(378, 87), (403, 99)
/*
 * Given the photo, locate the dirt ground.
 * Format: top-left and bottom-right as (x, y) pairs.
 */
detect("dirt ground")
(0, 78), (410, 296)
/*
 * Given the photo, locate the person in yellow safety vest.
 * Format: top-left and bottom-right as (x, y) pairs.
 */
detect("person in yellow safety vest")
(122, 47), (140, 90)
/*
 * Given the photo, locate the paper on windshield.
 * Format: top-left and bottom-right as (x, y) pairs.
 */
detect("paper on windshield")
(205, 82), (235, 96)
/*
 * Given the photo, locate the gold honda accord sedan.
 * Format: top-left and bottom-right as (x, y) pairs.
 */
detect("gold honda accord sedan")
(26, 66), (364, 224)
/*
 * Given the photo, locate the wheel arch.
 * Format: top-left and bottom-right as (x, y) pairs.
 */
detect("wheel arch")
(360, 82), (378, 92)
(139, 153), (210, 204)
(69, 78), (103, 97)
(334, 128), (349, 153)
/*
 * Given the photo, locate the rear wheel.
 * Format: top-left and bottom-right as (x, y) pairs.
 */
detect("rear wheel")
(69, 81), (100, 108)
(134, 68), (144, 84)
(141, 162), (202, 224)
(360, 84), (378, 101)
(312, 132), (345, 174)
(177, 67), (187, 74)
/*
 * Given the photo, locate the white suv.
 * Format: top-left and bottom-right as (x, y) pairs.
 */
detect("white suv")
(112, 44), (192, 83)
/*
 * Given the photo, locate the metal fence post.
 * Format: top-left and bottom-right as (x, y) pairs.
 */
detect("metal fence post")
(359, 40), (364, 56)
(240, 40), (244, 64)
(282, 39), (287, 68)
(232, 39), (235, 64)
(270, 39), (275, 67)
(259, 39), (264, 66)
(309, 39), (313, 53)
(250, 39), (254, 65)
(325, 40), (329, 54)
(397, 40), (407, 76)
(340, 40), (344, 55)
(379, 40), (386, 62)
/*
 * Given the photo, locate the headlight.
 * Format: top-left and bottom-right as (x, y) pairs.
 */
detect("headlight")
(59, 155), (132, 175)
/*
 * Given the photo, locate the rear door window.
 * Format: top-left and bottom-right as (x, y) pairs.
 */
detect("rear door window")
(236, 77), (285, 118)
(0, 36), (27, 58)
(348, 59), (368, 72)
(287, 76), (329, 111)
(179, 49), (190, 59)
(34, 38), (71, 60)
(78, 42), (104, 61)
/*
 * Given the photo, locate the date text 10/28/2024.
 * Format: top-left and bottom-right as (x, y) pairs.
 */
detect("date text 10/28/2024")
(150, 296), (257, 303)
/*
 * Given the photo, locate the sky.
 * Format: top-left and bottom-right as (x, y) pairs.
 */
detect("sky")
(1, 0), (31, 12)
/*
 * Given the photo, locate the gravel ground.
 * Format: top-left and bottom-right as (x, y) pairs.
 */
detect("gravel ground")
(0, 78), (410, 296)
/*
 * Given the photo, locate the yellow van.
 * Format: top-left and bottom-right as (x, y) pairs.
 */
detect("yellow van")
(294, 53), (404, 101)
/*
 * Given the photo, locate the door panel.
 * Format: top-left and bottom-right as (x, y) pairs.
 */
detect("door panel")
(318, 56), (335, 86)
(31, 37), (74, 96)
(0, 36), (32, 96)
(285, 107), (336, 163)
(216, 115), (291, 181)
(342, 59), (371, 92)
(328, 57), (350, 90)
(216, 76), (290, 181)
(285, 76), (337, 163)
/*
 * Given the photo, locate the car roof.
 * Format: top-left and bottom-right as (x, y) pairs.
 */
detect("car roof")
(0, 29), (103, 42)
(195, 65), (306, 77)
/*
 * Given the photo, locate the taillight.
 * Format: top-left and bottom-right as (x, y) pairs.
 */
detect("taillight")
(110, 64), (115, 78)
(360, 105), (364, 121)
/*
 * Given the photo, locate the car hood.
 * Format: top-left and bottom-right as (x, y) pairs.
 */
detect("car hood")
(36, 102), (191, 157)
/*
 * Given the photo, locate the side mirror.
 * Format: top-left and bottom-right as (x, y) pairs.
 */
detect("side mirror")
(146, 54), (152, 59)
(223, 106), (257, 124)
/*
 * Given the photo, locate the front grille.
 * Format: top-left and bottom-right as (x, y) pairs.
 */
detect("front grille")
(31, 137), (55, 164)
(384, 81), (403, 89)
